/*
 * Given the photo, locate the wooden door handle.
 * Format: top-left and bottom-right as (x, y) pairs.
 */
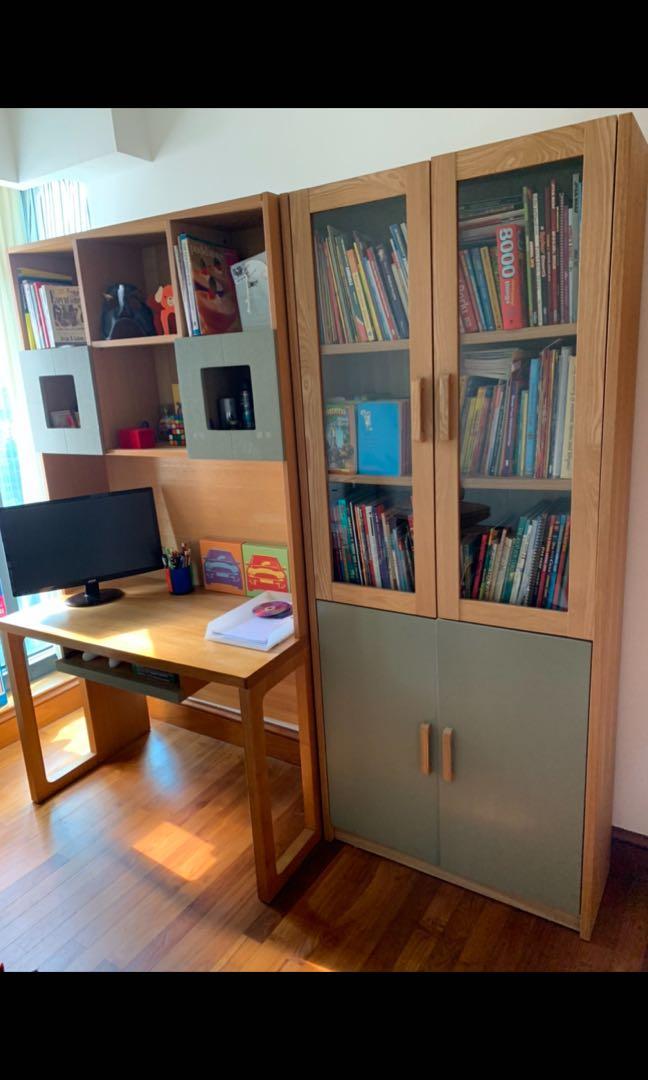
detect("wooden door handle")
(437, 373), (451, 441)
(411, 378), (424, 442)
(419, 722), (432, 775)
(442, 727), (454, 782)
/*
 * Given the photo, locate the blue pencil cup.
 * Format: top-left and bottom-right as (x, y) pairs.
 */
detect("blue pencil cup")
(166, 566), (194, 595)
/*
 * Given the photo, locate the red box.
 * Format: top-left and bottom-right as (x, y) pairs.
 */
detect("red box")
(117, 427), (156, 450)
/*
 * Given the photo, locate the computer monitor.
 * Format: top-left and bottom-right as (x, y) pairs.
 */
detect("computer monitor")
(0, 487), (164, 607)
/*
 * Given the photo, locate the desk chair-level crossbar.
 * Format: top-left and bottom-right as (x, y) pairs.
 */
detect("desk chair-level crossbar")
(2, 630), (322, 903)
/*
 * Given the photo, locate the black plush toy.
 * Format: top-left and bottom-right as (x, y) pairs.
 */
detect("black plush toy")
(101, 283), (156, 339)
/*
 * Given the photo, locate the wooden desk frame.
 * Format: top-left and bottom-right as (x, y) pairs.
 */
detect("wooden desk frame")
(2, 626), (322, 904)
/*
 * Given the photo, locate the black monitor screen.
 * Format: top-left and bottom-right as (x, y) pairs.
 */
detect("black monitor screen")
(0, 487), (164, 597)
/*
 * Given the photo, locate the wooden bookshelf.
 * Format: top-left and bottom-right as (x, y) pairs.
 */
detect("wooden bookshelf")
(460, 323), (577, 346)
(8, 190), (318, 821)
(285, 115), (648, 944)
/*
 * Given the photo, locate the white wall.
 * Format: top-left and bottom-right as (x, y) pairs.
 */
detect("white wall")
(78, 107), (648, 835)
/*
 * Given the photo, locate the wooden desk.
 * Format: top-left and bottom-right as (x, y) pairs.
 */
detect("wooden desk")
(0, 574), (322, 902)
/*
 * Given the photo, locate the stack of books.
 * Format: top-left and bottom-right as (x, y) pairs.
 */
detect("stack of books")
(329, 484), (414, 592)
(460, 345), (576, 479)
(315, 223), (409, 344)
(18, 267), (85, 348)
(325, 398), (411, 477)
(461, 500), (571, 610)
(173, 234), (242, 336)
(459, 169), (582, 332)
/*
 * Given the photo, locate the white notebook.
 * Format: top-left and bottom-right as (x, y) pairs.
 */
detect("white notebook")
(205, 592), (294, 652)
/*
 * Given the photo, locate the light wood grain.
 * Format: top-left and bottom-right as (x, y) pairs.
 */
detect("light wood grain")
(0, 677), (83, 751)
(91, 335), (178, 349)
(581, 113), (648, 940)
(290, 163), (436, 617)
(0, 574), (303, 689)
(456, 124), (585, 180)
(462, 477), (572, 491)
(105, 455), (289, 552)
(280, 191), (334, 841)
(460, 323), (577, 346)
(432, 152), (461, 620)
(320, 340), (409, 355)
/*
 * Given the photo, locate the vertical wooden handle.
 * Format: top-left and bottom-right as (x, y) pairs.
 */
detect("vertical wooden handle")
(442, 727), (454, 782)
(419, 722), (431, 775)
(411, 378), (423, 442)
(437, 373), (451, 442)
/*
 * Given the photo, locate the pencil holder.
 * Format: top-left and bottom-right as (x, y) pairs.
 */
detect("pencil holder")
(166, 566), (194, 595)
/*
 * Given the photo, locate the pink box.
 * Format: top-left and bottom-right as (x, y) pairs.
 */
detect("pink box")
(118, 427), (156, 450)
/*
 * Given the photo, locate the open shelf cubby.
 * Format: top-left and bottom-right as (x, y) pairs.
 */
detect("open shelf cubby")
(91, 342), (182, 452)
(75, 232), (173, 344)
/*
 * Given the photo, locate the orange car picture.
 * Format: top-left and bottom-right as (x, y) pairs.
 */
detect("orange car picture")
(246, 554), (289, 593)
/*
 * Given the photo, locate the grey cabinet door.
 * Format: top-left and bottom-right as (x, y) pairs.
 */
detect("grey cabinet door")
(437, 619), (590, 917)
(175, 329), (284, 461)
(318, 601), (439, 865)
(20, 347), (103, 455)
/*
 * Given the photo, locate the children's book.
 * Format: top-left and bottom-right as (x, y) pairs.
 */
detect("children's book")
(178, 234), (241, 335)
(324, 401), (357, 473)
(356, 399), (411, 476)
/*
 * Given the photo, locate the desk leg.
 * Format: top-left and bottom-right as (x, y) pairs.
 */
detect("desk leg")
(239, 648), (321, 903)
(3, 630), (150, 805)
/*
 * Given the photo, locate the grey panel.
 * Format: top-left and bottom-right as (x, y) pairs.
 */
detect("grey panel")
(19, 347), (103, 456)
(318, 600), (439, 864)
(437, 619), (591, 916)
(175, 329), (284, 461)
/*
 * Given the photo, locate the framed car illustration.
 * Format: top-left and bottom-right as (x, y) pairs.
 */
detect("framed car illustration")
(242, 543), (290, 596)
(199, 540), (245, 595)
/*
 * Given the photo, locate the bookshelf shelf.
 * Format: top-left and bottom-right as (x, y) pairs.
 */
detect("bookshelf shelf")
(461, 476), (572, 491)
(320, 340), (410, 355)
(91, 335), (179, 349)
(460, 324), (578, 346)
(105, 446), (188, 458)
(328, 473), (412, 487)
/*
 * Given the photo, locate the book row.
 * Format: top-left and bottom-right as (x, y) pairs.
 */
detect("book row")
(325, 398), (411, 477)
(460, 501), (570, 610)
(315, 223), (409, 345)
(173, 234), (242, 336)
(460, 346), (575, 479)
(330, 486), (414, 593)
(458, 170), (582, 331)
(18, 267), (85, 348)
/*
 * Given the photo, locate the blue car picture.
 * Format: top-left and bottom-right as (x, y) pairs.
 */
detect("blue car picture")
(203, 548), (243, 589)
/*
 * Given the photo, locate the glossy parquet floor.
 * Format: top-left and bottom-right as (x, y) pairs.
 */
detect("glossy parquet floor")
(1, 711), (646, 972)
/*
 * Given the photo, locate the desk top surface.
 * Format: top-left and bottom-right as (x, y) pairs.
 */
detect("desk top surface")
(0, 574), (303, 688)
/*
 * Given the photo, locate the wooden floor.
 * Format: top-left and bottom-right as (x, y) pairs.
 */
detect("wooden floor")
(1, 711), (647, 973)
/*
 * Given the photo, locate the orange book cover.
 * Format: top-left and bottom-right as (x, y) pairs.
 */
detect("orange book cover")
(199, 539), (245, 594)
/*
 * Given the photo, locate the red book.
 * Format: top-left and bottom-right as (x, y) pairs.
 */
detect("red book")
(496, 224), (526, 329)
(458, 262), (479, 332)
(551, 517), (571, 609)
(550, 180), (559, 323)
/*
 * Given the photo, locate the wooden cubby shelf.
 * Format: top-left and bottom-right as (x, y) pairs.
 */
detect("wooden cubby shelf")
(105, 446), (189, 458)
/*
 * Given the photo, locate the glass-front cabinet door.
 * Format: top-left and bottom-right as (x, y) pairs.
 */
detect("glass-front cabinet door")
(433, 118), (617, 639)
(289, 164), (436, 616)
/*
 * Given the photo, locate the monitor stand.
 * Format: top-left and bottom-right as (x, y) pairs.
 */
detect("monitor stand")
(66, 580), (124, 607)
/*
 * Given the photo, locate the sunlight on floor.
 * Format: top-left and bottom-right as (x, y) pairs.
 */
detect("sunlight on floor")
(51, 714), (91, 757)
(132, 821), (217, 881)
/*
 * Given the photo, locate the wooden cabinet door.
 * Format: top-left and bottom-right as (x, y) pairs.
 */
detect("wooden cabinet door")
(289, 164), (436, 617)
(432, 118), (617, 640)
(437, 619), (590, 920)
(317, 601), (439, 864)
